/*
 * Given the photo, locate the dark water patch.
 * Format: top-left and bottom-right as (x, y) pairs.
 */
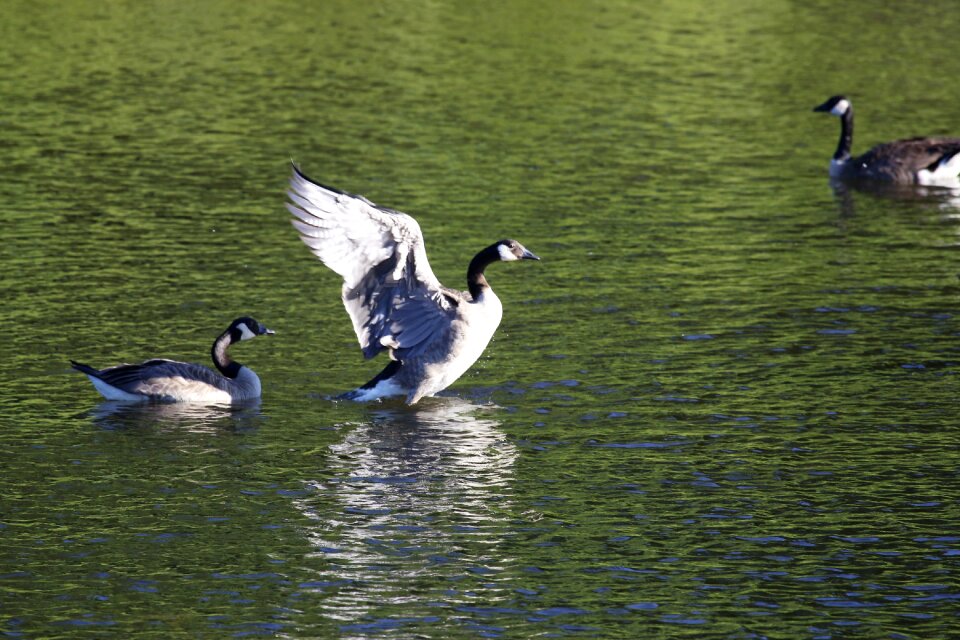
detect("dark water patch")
(659, 614), (708, 625)
(588, 440), (692, 449)
(339, 618), (439, 634)
(53, 618), (117, 627)
(815, 598), (883, 609)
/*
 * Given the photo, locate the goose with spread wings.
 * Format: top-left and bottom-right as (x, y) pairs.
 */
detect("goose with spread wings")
(286, 166), (540, 404)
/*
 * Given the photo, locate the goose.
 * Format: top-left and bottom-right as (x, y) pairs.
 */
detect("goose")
(285, 166), (540, 405)
(71, 317), (274, 403)
(813, 95), (960, 186)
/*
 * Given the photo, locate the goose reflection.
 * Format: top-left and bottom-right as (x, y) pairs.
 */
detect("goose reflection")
(831, 179), (960, 216)
(85, 399), (263, 433)
(289, 397), (520, 614)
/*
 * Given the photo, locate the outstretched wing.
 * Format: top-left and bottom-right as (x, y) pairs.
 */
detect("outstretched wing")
(286, 166), (456, 360)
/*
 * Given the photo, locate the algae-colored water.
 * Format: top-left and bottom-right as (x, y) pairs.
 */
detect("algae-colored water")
(3, 0), (960, 637)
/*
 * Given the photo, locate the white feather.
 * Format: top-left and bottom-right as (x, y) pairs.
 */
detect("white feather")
(917, 153), (960, 187)
(87, 376), (149, 402)
(286, 171), (441, 293)
(346, 378), (406, 402)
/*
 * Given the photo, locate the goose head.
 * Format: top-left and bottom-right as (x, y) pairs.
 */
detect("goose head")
(814, 95), (851, 117)
(495, 239), (540, 262)
(230, 317), (276, 342)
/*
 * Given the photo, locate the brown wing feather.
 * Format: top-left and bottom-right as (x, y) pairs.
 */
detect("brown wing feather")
(856, 138), (960, 182)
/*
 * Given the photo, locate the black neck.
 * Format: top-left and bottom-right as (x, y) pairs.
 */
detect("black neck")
(211, 330), (242, 378)
(835, 107), (853, 161)
(467, 244), (501, 299)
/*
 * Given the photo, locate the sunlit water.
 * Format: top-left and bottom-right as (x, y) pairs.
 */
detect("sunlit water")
(3, 0), (960, 637)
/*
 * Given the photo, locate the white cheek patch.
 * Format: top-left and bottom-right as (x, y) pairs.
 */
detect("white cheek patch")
(497, 244), (518, 261)
(237, 323), (257, 341)
(831, 99), (850, 116)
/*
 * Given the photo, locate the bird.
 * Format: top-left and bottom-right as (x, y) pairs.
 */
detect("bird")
(285, 165), (540, 405)
(71, 317), (274, 403)
(813, 95), (960, 186)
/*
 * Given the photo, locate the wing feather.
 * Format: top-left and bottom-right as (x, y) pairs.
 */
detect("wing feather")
(287, 166), (453, 359)
(861, 138), (960, 181)
(90, 360), (227, 396)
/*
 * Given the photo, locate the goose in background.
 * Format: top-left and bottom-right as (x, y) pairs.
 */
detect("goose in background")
(71, 317), (274, 403)
(813, 95), (960, 186)
(285, 165), (540, 405)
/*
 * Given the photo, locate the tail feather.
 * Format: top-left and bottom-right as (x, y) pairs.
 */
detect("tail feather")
(917, 149), (960, 186)
(70, 360), (100, 377)
(336, 360), (405, 402)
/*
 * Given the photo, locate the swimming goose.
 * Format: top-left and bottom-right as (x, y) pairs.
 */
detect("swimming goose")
(285, 166), (540, 405)
(814, 95), (960, 186)
(71, 317), (274, 403)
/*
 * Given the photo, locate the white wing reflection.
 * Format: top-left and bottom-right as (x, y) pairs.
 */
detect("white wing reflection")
(289, 396), (519, 621)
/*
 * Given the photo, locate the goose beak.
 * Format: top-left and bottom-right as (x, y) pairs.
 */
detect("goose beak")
(522, 249), (540, 261)
(813, 101), (831, 113)
(261, 327), (276, 336)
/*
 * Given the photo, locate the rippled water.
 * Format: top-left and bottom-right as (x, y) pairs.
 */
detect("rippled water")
(3, 0), (960, 637)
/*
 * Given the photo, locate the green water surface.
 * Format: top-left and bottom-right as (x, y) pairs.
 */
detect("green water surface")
(2, 0), (960, 637)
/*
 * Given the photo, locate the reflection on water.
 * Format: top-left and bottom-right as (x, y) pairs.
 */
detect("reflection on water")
(831, 179), (960, 216)
(290, 397), (519, 621)
(85, 399), (264, 433)
(332, 397), (515, 493)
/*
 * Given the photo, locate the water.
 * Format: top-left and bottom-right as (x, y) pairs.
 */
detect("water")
(3, 0), (960, 637)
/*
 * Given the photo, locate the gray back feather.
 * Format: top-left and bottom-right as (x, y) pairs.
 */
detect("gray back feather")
(857, 138), (960, 181)
(98, 360), (228, 392)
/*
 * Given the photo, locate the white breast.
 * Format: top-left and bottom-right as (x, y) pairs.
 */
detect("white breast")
(459, 289), (504, 365)
(419, 290), (503, 398)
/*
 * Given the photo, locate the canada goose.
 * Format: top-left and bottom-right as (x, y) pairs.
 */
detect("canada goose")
(285, 166), (540, 405)
(71, 317), (274, 403)
(814, 95), (960, 186)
